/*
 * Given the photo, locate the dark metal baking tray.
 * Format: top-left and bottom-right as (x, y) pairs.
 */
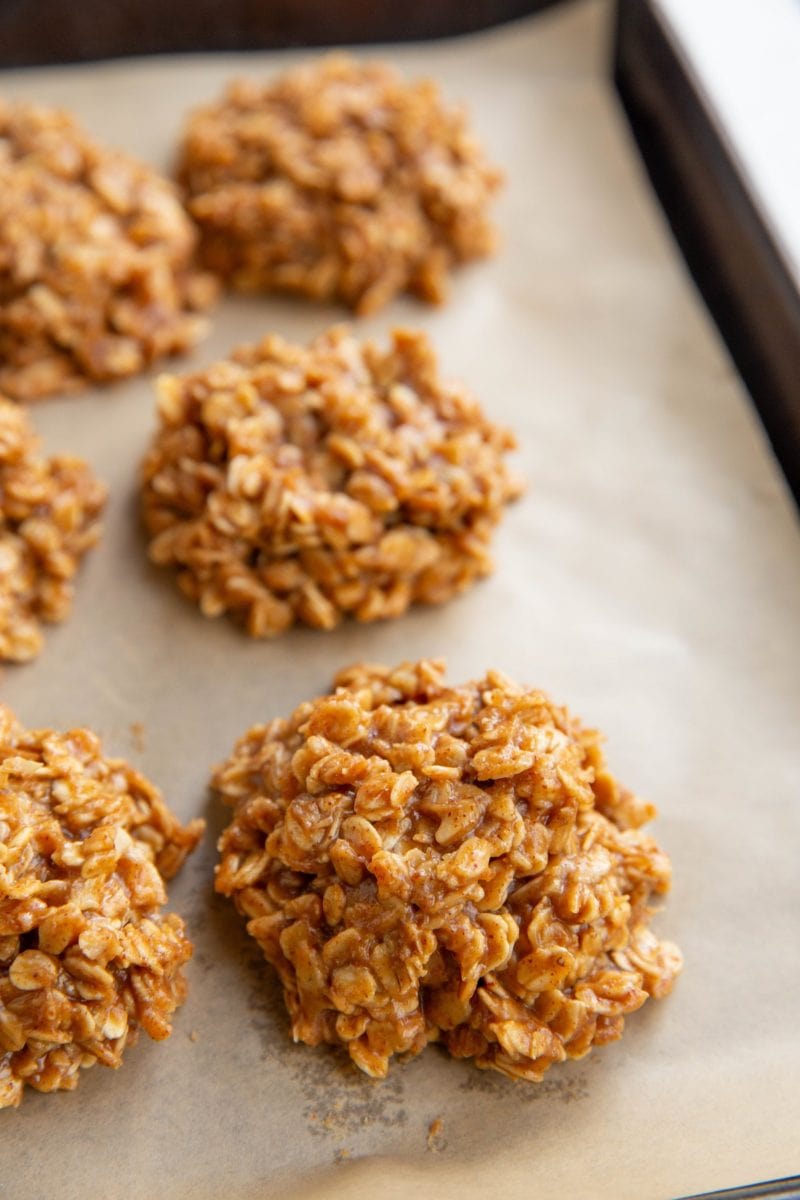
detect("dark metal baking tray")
(615, 0), (800, 506)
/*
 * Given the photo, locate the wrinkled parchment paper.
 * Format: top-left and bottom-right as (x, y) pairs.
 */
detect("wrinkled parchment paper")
(1, 3), (799, 1197)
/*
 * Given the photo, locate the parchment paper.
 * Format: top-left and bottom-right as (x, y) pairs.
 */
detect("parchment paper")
(1, 3), (799, 1197)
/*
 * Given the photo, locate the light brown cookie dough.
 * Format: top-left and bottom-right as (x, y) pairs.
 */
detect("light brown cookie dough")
(0, 707), (203, 1108)
(0, 399), (106, 662)
(0, 101), (216, 400)
(215, 660), (681, 1081)
(141, 326), (522, 637)
(177, 55), (502, 315)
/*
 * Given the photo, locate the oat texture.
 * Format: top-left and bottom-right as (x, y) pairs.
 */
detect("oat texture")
(142, 327), (522, 637)
(0, 101), (216, 400)
(0, 399), (106, 662)
(0, 707), (204, 1107)
(177, 55), (502, 314)
(215, 660), (682, 1081)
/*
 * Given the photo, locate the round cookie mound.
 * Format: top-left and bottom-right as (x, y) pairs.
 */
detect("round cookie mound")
(177, 55), (503, 315)
(214, 660), (682, 1081)
(0, 707), (203, 1107)
(0, 398), (106, 662)
(0, 101), (216, 400)
(142, 327), (522, 637)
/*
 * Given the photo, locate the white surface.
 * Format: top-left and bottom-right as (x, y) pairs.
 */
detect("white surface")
(1, 2), (799, 1198)
(654, 0), (800, 284)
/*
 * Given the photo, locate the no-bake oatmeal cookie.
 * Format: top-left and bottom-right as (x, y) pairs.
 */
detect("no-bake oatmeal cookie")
(177, 55), (502, 314)
(0, 101), (216, 400)
(142, 326), (522, 637)
(0, 399), (106, 663)
(215, 660), (681, 1081)
(0, 707), (203, 1107)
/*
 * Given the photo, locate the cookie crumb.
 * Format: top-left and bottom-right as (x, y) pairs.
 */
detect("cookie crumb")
(427, 1116), (445, 1152)
(129, 721), (146, 753)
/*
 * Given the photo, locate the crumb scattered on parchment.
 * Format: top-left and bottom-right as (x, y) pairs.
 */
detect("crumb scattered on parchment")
(129, 721), (146, 753)
(334, 1148), (351, 1164)
(427, 1116), (446, 1153)
(188, 1030), (199, 1043)
(458, 1066), (590, 1104)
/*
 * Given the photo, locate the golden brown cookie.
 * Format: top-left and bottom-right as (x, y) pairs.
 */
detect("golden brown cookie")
(0, 707), (203, 1107)
(0, 399), (106, 662)
(214, 660), (681, 1081)
(0, 101), (216, 400)
(178, 55), (502, 314)
(142, 327), (522, 636)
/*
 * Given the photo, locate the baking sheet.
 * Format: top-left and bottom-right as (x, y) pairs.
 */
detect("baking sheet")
(1, 2), (799, 1197)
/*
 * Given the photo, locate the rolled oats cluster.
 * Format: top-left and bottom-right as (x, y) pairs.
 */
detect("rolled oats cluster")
(215, 660), (681, 1081)
(0, 101), (216, 400)
(142, 326), (522, 637)
(0, 706), (203, 1107)
(177, 55), (502, 315)
(0, 399), (106, 663)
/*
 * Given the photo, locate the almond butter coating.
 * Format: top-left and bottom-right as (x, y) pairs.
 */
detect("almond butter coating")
(0, 707), (203, 1107)
(215, 660), (682, 1081)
